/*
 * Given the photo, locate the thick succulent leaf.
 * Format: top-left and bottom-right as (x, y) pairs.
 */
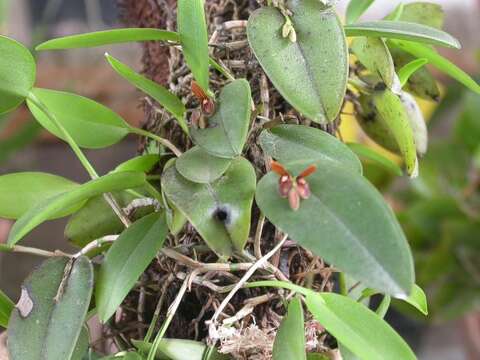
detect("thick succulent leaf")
(389, 46), (440, 101)
(106, 54), (188, 134)
(0, 172), (79, 219)
(344, 21), (460, 49)
(247, 2), (348, 123)
(351, 37), (395, 88)
(36, 28), (179, 50)
(27, 88), (130, 149)
(347, 143), (402, 176)
(345, 0), (375, 24)
(190, 79), (252, 158)
(114, 154), (160, 173)
(398, 2), (445, 29)
(7, 171), (146, 246)
(390, 40), (480, 94)
(356, 89), (418, 177)
(272, 298), (306, 360)
(177, 0), (210, 91)
(133, 339), (206, 360)
(305, 293), (416, 360)
(397, 58), (428, 87)
(0, 289), (14, 328)
(259, 125), (362, 174)
(96, 212), (168, 322)
(162, 158), (256, 257)
(8, 257), (94, 360)
(0, 35), (36, 114)
(71, 326), (89, 360)
(256, 163), (414, 296)
(176, 146), (232, 184)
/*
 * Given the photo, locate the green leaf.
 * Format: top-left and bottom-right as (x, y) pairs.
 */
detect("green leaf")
(404, 284), (428, 316)
(177, 0), (210, 91)
(162, 157), (256, 257)
(8, 256), (94, 360)
(384, 3), (405, 22)
(351, 36), (395, 88)
(0, 289), (14, 328)
(27, 88), (130, 149)
(344, 21), (460, 49)
(347, 143), (402, 176)
(356, 89), (418, 177)
(375, 295), (391, 318)
(96, 212), (168, 323)
(390, 40), (480, 94)
(176, 146), (232, 184)
(306, 354), (329, 360)
(36, 28), (179, 51)
(398, 2), (445, 29)
(256, 162), (414, 296)
(346, 0), (375, 24)
(0, 172), (79, 219)
(305, 293), (416, 360)
(272, 298), (306, 360)
(105, 54), (188, 134)
(397, 58), (428, 87)
(7, 171), (146, 246)
(190, 79), (252, 158)
(72, 326), (90, 360)
(247, 2), (348, 123)
(133, 339), (206, 360)
(114, 154), (160, 174)
(0, 35), (36, 114)
(259, 124), (362, 174)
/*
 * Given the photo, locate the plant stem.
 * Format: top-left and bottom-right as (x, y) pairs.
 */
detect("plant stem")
(0, 243), (69, 258)
(129, 127), (182, 157)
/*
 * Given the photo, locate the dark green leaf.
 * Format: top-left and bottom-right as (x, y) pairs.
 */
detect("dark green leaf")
(256, 163), (414, 296)
(72, 326), (90, 360)
(305, 293), (416, 360)
(27, 88), (130, 149)
(8, 256), (94, 360)
(0, 172), (79, 219)
(190, 79), (252, 158)
(351, 36), (395, 88)
(36, 28), (179, 51)
(133, 339), (206, 360)
(114, 154), (160, 174)
(346, 0), (375, 24)
(96, 212), (168, 323)
(398, 2), (445, 29)
(7, 171), (146, 246)
(106, 54), (188, 134)
(397, 58), (428, 87)
(177, 0), (210, 91)
(247, 2), (348, 123)
(272, 298), (306, 360)
(0, 289), (14, 328)
(162, 157), (256, 257)
(390, 40), (480, 94)
(0, 35), (36, 114)
(176, 146), (232, 184)
(347, 143), (402, 176)
(345, 21), (460, 49)
(259, 124), (362, 174)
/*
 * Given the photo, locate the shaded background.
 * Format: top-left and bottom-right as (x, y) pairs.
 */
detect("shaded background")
(0, 1), (479, 359)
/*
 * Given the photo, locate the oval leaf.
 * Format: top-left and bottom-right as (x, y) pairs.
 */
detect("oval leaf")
(404, 284), (428, 316)
(177, 0), (210, 91)
(0, 289), (14, 328)
(351, 37), (395, 89)
(8, 256), (94, 360)
(272, 298), (306, 360)
(305, 293), (416, 360)
(176, 146), (232, 184)
(344, 20), (460, 49)
(162, 157), (256, 257)
(347, 143), (402, 176)
(106, 54), (188, 134)
(36, 28), (179, 50)
(256, 163), (414, 296)
(0, 172), (78, 219)
(190, 79), (252, 158)
(0, 35), (36, 114)
(7, 171), (146, 246)
(247, 2), (348, 123)
(27, 88), (130, 149)
(96, 212), (168, 323)
(346, 0), (375, 24)
(259, 124), (362, 174)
